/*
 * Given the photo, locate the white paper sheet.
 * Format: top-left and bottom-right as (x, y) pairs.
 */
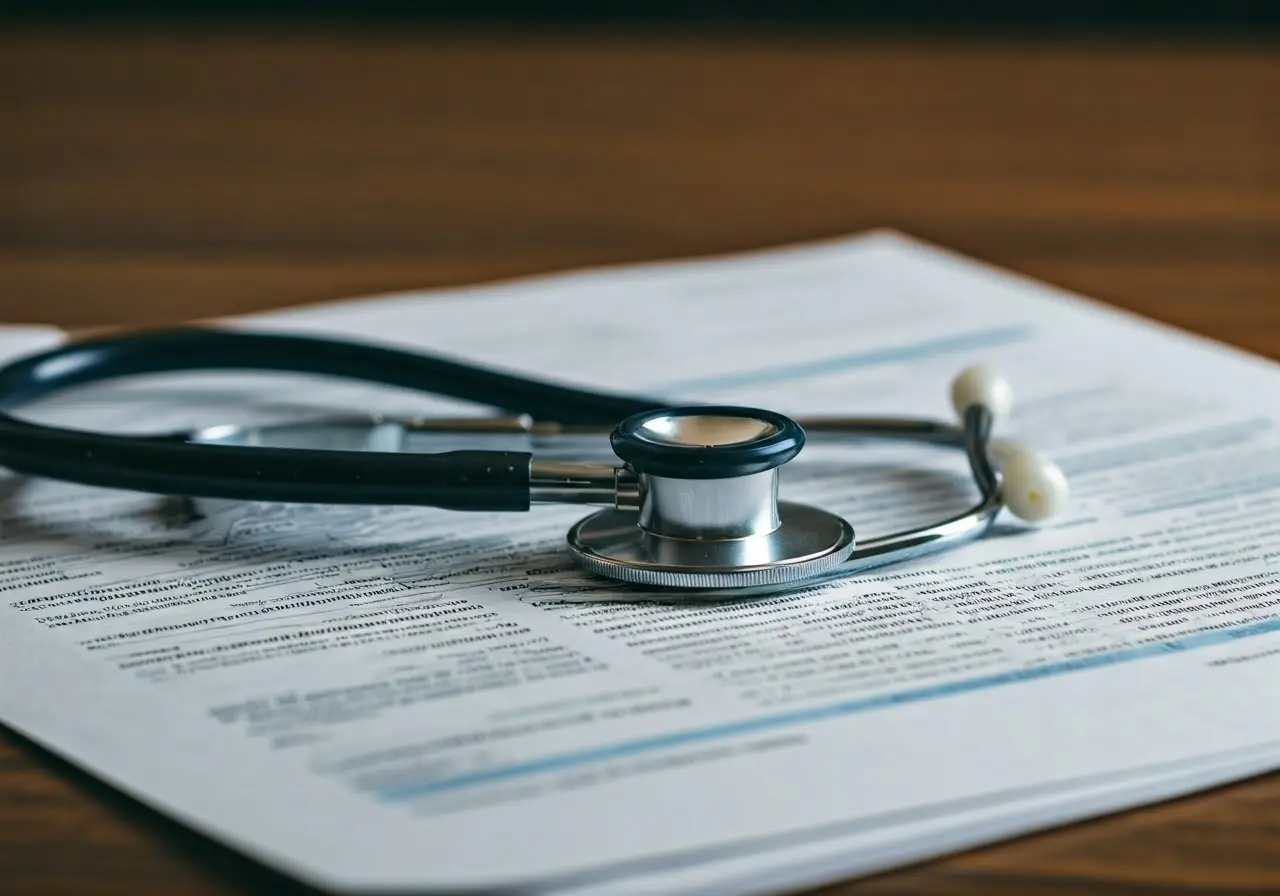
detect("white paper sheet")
(2, 232), (1279, 893)
(551, 743), (1280, 896)
(0, 324), (63, 356)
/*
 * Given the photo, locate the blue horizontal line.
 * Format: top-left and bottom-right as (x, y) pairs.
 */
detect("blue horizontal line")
(378, 615), (1280, 802)
(659, 325), (1035, 394)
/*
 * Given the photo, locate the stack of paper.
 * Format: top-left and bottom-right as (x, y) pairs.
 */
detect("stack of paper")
(2, 231), (1278, 894)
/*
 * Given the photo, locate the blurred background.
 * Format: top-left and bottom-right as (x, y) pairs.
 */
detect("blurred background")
(2, 2), (1276, 353)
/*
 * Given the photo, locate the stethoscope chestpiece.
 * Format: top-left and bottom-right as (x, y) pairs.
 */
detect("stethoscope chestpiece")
(566, 406), (856, 591)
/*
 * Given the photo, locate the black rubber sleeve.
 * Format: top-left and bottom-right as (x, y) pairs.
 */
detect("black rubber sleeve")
(610, 406), (805, 479)
(0, 415), (533, 511)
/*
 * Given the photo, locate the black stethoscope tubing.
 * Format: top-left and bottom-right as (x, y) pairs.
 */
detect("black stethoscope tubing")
(0, 327), (670, 510)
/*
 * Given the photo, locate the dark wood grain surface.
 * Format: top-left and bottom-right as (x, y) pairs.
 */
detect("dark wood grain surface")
(1, 24), (1278, 895)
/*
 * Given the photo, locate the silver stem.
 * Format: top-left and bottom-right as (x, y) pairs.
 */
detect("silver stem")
(401, 415), (534, 433)
(530, 460), (639, 509)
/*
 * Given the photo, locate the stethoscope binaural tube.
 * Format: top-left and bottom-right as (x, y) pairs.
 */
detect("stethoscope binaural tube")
(0, 327), (1070, 596)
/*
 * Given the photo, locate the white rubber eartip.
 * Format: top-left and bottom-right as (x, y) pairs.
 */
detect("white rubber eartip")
(951, 365), (1014, 424)
(996, 447), (1070, 523)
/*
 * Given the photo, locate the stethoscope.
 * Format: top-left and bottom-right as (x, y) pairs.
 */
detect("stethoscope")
(0, 328), (1069, 599)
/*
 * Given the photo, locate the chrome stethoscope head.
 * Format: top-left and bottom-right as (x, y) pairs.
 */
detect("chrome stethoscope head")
(565, 365), (1070, 594)
(566, 406), (858, 589)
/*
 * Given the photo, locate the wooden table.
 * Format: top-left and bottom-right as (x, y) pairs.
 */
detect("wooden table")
(2, 24), (1278, 895)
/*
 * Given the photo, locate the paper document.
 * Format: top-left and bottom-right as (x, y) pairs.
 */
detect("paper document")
(0, 324), (63, 356)
(2, 232), (1279, 893)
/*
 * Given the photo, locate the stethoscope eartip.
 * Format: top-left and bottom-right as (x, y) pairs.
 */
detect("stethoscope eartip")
(952, 366), (1070, 524)
(951, 364), (1014, 424)
(994, 446), (1071, 523)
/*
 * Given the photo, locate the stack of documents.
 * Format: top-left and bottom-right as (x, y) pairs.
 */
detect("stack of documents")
(2, 231), (1279, 894)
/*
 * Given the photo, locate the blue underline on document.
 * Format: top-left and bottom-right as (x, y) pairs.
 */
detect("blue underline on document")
(656, 324), (1035, 395)
(377, 615), (1280, 803)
